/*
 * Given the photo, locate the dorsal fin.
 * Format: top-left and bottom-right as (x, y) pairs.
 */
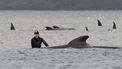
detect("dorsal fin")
(85, 26), (89, 31)
(97, 20), (102, 26)
(52, 26), (60, 28)
(10, 23), (15, 30)
(68, 35), (89, 48)
(113, 22), (117, 29)
(68, 35), (89, 44)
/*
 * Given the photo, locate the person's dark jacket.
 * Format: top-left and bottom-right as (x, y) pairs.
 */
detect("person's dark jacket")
(31, 37), (48, 48)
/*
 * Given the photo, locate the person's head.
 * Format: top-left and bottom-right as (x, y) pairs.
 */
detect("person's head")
(34, 30), (39, 38)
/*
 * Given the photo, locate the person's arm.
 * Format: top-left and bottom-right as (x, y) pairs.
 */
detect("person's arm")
(41, 38), (49, 47)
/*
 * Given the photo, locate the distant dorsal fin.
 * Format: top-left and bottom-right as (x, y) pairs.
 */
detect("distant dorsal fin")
(52, 26), (60, 28)
(113, 22), (117, 29)
(10, 23), (15, 30)
(85, 26), (89, 31)
(97, 20), (102, 26)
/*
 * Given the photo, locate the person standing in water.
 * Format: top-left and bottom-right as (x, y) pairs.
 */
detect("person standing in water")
(31, 30), (49, 48)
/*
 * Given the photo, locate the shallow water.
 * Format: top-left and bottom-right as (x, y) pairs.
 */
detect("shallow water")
(0, 48), (121, 69)
(0, 10), (122, 69)
(0, 11), (121, 49)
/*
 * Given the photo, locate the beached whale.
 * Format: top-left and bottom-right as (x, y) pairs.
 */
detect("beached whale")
(48, 35), (120, 49)
(45, 26), (75, 30)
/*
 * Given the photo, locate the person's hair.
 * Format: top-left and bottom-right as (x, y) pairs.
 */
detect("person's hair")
(34, 30), (39, 34)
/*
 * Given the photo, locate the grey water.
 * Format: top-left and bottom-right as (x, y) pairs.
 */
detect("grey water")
(0, 10), (121, 49)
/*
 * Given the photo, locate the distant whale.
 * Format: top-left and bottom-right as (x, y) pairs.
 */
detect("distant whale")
(45, 26), (75, 30)
(48, 35), (120, 49)
(45, 26), (53, 30)
(52, 25), (60, 28)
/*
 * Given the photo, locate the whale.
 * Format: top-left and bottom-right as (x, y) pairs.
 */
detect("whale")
(45, 26), (75, 30)
(52, 25), (60, 28)
(48, 35), (120, 49)
(45, 26), (53, 30)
